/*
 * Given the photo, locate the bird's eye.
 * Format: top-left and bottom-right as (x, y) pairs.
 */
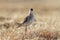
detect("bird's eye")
(30, 8), (33, 11)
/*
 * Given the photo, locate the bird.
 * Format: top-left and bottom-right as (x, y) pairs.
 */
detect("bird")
(21, 8), (34, 26)
(17, 8), (34, 32)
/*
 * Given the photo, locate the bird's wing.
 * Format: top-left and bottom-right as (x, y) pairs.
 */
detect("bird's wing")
(22, 16), (29, 24)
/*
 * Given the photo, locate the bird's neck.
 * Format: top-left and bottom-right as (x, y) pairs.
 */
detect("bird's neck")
(30, 11), (33, 15)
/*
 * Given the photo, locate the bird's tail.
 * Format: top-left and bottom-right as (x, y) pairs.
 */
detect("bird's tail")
(16, 22), (23, 28)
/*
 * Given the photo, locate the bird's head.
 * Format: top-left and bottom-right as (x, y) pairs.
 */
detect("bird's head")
(30, 8), (33, 11)
(29, 8), (34, 14)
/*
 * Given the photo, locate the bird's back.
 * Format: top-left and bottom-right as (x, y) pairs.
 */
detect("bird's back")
(23, 14), (34, 24)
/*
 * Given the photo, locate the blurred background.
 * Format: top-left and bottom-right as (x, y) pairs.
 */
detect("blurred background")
(0, 0), (60, 40)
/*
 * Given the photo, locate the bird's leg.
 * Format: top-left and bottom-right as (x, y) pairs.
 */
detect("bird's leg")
(25, 25), (27, 35)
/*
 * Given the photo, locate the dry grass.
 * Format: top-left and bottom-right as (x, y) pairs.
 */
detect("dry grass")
(0, 8), (60, 40)
(0, 1), (60, 40)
